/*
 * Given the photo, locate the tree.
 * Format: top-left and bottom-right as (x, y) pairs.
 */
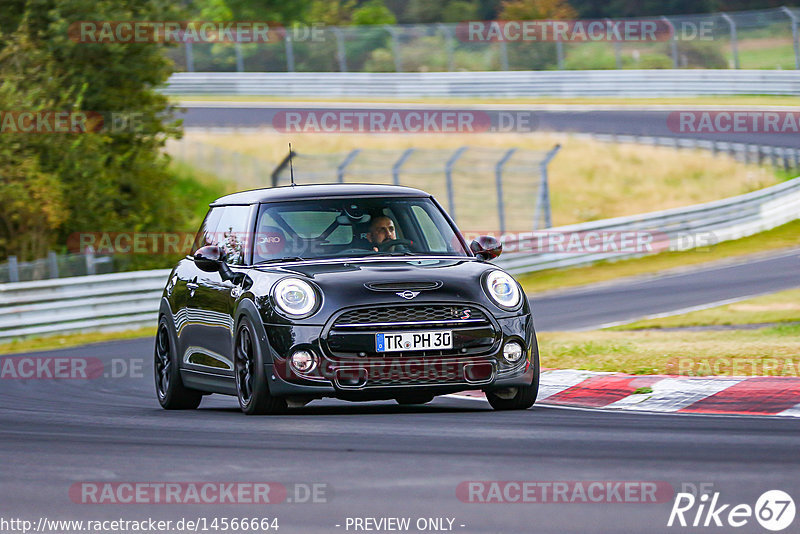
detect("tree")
(499, 0), (577, 20)
(0, 0), (186, 261)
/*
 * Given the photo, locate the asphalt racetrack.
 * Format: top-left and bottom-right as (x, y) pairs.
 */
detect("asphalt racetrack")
(2, 249), (799, 533)
(179, 103), (800, 148)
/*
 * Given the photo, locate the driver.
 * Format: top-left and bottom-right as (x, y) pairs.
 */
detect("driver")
(367, 215), (397, 251)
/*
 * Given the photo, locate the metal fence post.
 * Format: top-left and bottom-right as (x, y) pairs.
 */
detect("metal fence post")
(333, 27), (348, 72)
(721, 13), (740, 69)
(534, 144), (561, 230)
(48, 251), (59, 279)
(556, 40), (565, 70)
(385, 25), (403, 72)
(495, 149), (517, 234)
(392, 148), (414, 185)
(85, 247), (96, 276)
(234, 40), (244, 72)
(662, 16), (679, 68)
(499, 40), (509, 70)
(607, 19), (622, 69)
(337, 149), (361, 182)
(445, 147), (468, 222)
(8, 256), (19, 283)
(285, 32), (296, 72)
(438, 24), (455, 71)
(782, 7), (800, 69)
(185, 42), (194, 72)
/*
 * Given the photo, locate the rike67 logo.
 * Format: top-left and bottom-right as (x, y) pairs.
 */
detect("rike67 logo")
(668, 489), (795, 531)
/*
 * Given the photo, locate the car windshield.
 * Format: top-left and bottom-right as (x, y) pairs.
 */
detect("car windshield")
(253, 197), (469, 263)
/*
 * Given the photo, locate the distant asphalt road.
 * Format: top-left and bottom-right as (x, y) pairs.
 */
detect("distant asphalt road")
(2, 249), (800, 533)
(533, 247), (800, 331)
(179, 103), (800, 147)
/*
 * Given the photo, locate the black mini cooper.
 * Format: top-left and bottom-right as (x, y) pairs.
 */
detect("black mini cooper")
(155, 184), (539, 414)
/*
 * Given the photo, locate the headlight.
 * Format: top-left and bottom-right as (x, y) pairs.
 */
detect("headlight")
(272, 278), (318, 317)
(484, 270), (521, 309)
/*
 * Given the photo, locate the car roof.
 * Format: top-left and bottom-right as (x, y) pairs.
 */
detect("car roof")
(210, 183), (431, 206)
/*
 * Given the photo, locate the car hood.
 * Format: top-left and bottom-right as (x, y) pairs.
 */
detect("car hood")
(254, 257), (511, 318)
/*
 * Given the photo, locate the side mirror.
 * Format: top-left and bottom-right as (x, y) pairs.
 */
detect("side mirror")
(193, 245), (224, 272)
(470, 236), (502, 261)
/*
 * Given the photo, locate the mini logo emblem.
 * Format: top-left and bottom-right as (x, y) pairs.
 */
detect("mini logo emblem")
(396, 291), (420, 300)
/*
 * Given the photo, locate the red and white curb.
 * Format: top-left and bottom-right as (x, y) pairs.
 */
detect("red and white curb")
(452, 369), (800, 416)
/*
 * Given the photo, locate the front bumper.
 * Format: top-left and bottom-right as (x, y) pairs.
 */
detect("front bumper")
(263, 312), (535, 400)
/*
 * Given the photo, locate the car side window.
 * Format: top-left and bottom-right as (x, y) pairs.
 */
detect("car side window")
(212, 205), (252, 265)
(192, 208), (223, 254)
(411, 205), (447, 252)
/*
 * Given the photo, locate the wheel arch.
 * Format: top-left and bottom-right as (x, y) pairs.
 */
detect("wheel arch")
(234, 299), (276, 367)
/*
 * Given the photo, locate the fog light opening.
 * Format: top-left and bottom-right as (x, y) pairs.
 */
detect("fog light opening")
(289, 350), (318, 374)
(503, 341), (524, 365)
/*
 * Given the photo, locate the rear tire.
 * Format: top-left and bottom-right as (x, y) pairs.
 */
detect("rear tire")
(234, 319), (287, 415)
(154, 317), (202, 410)
(486, 353), (539, 411)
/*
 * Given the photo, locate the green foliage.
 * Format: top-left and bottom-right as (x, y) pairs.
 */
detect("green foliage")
(0, 0), (193, 262)
(677, 41), (728, 69)
(442, 1), (482, 23)
(352, 0), (397, 25)
(637, 54), (674, 69)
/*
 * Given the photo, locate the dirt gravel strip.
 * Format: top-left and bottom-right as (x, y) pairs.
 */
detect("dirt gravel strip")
(452, 369), (800, 416)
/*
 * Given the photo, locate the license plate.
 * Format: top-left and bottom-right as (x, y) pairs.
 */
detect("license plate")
(376, 331), (453, 352)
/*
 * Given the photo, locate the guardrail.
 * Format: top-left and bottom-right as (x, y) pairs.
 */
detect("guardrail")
(0, 270), (169, 341)
(494, 175), (800, 274)
(1, 176), (798, 340)
(583, 133), (800, 171)
(163, 70), (800, 98)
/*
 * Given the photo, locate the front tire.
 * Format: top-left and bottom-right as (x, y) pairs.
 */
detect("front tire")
(486, 354), (540, 411)
(234, 319), (287, 415)
(154, 317), (202, 410)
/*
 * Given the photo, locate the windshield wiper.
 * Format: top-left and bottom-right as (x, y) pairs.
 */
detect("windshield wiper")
(370, 251), (419, 257)
(254, 256), (306, 264)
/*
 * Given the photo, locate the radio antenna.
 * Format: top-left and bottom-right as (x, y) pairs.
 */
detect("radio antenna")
(288, 143), (295, 187)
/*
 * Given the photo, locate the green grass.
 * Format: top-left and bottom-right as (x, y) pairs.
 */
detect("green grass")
(739, 43), (797, 70)
(516, 218), (800, 295)
(0, 328), (155, 355)
(539, 328), (800, 376)
(170, 160), (233, 220)
(613, 288), (800, 330)
(538, 286), (800, 376)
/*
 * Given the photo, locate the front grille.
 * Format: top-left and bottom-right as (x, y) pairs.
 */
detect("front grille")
(325, 304), (497, 360)
(333, 305), (488, 329)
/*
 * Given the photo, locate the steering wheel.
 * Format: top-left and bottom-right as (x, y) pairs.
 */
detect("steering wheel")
(376, 238), (413, 252)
